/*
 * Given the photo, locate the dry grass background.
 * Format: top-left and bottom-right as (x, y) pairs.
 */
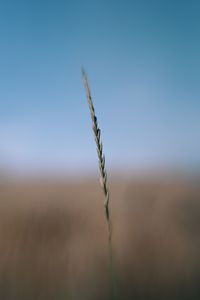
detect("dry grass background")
(0, 174), (200, 300)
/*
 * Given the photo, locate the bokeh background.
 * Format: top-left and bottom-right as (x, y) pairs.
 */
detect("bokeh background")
(0, 0), (200, 299)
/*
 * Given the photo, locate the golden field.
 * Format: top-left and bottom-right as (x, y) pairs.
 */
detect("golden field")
(0, 173), (199, 300)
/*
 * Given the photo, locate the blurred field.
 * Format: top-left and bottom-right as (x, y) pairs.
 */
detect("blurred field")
(0, 173), (200, 300)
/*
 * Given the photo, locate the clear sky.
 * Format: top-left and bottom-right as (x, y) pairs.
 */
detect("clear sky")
(0, 0), (200, 174)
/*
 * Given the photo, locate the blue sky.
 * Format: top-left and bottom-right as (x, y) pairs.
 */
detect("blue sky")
(0, 0), (200, 174)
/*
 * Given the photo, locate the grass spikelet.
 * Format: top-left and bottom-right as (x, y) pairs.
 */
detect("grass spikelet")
(81, 67), (117, 299)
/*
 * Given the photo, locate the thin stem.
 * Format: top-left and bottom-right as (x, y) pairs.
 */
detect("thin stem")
(81, 67), (117, 299)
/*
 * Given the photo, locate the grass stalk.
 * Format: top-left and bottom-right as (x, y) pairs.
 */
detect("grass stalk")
(81, 67), (117, 299)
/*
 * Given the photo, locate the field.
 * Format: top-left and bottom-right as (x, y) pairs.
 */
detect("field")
(0, 174), (200, 300)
